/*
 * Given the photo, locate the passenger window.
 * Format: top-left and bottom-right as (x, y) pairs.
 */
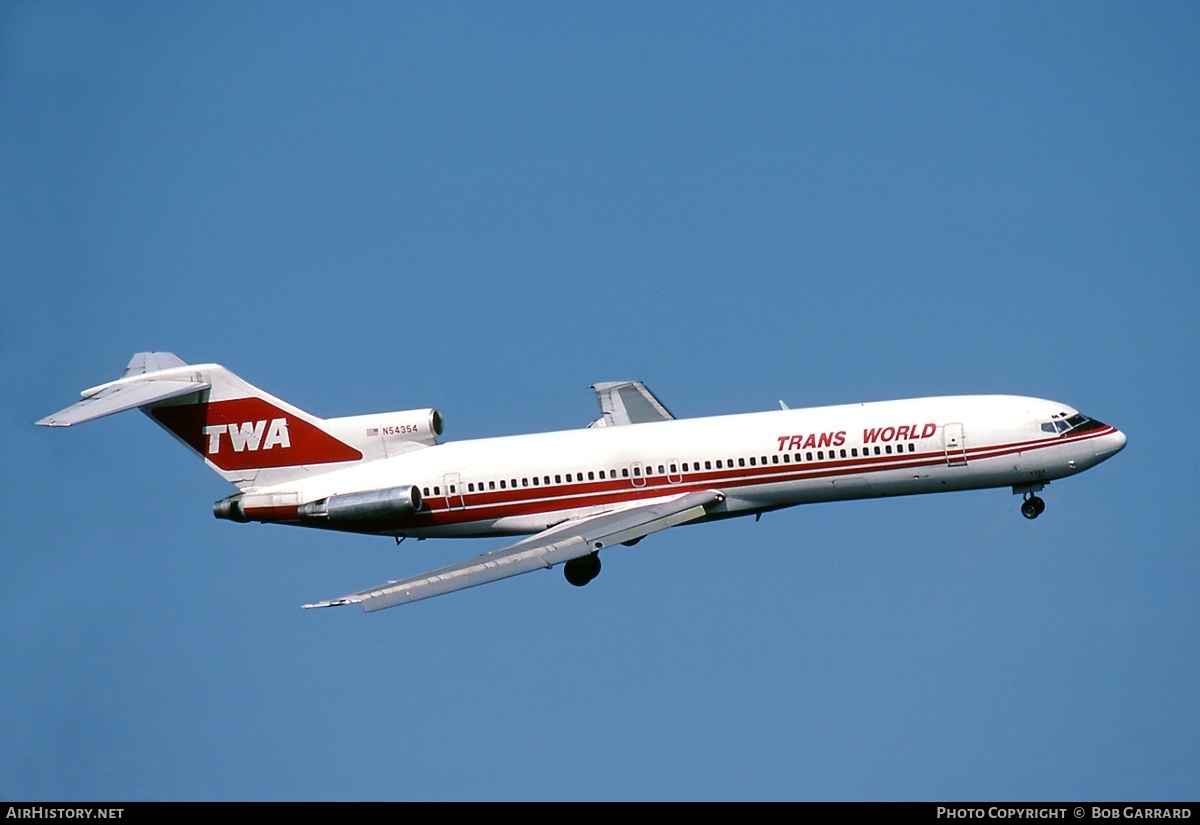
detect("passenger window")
(489, 481), (496, 490)
(622, 469), (629, 478)
(468, 483), (475, 492)
(740, 458), (747, 467)
(806, 452), (813, 461)
(499, 480), (506, 489)
(423, 487), (430, 496)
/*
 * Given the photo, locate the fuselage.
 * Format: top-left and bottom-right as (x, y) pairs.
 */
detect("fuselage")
(257, 394), (1126, 539)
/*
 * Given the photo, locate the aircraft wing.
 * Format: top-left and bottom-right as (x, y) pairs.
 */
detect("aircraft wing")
(587, 381), (676, 427)
(303, 489), (723, 612)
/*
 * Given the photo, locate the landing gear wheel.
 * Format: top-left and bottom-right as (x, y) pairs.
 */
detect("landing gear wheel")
(1021, 495), (1045, 519)
(564, 553), (601, 587)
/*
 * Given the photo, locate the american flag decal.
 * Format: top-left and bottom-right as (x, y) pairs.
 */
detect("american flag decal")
(366, 427), (379, 437)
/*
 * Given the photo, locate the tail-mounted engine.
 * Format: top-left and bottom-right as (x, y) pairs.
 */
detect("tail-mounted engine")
(297, 485), (423, 523)
(324, 408), (444, 459)
(214, 485), (423, 527)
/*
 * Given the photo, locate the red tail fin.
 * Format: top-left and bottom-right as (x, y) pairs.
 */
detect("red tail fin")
(150, 397), (362, 471)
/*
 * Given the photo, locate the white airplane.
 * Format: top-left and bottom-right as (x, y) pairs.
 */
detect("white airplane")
(38, 352), (1126, 612)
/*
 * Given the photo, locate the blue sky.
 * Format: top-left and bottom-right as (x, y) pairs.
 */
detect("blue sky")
(3, 1), (1198, 801)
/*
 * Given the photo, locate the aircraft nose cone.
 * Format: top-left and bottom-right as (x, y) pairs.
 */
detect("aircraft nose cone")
(1096, 428), (1127, 460)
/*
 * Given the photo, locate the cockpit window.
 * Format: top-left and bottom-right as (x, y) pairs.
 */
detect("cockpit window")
(1044, 414), (1108, 436)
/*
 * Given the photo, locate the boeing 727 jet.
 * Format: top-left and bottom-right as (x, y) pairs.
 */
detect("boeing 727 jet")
(38, 353), (1126, 612)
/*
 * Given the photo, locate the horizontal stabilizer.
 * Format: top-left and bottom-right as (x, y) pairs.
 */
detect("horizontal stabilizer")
(36, 378), (209, 427)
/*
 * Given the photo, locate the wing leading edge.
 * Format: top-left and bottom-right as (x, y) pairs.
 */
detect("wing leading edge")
(303, 489), (723, 612)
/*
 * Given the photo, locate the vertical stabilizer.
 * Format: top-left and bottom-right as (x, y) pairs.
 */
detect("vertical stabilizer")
(38, 353), (364, 489)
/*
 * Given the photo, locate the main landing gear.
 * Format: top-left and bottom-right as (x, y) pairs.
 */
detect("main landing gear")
(564, 553), (601, 587)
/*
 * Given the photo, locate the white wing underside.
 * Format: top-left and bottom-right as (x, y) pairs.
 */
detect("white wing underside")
(303, 489), (722, 612)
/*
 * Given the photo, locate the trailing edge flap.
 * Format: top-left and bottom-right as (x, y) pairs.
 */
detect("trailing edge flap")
(588, 381), (676, 427)
(303, 489), (723, 612)
(37, 352), (207, 427)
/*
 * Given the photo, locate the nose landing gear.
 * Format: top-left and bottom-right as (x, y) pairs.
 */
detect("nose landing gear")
(1013, 483), (1047, 519)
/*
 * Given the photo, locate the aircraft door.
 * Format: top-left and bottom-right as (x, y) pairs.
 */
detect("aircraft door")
(668, 458), (682, 485)
(630, 461), (646, 487)
(444, 473), (466, 510)
(943, 423), (967, 467)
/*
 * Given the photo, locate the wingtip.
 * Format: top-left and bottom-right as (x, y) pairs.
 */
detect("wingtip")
(301, 598), (356, 610)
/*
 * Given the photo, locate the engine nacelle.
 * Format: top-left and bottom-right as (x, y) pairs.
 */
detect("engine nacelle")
(373, 408), (442, 442)
(213, 497), (250, 522)
(324, 408), (444, 457)
(214, 491), (301, 523)
(297, 485), (423, 524)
